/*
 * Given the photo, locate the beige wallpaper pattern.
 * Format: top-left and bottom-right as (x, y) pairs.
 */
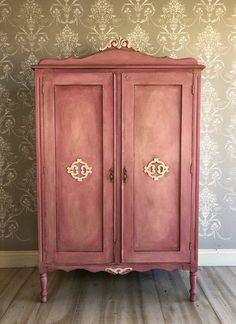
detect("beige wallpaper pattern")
(0, 0), (236, 250)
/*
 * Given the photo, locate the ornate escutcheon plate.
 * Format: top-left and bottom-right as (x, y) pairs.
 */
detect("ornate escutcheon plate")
(67, 158), (92, 182)
(144, 157), (169, 181)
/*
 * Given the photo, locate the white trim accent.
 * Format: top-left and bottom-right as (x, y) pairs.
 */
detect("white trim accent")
(0, 249), (236, 268)
(199, 249), (236, 266)
(0, 250), (38, 268)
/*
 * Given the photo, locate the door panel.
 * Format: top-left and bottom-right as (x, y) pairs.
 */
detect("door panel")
(134, 85), (181, 252)
(43, 71), (114, 264)
(122, 72), (193, 263)
(55, 85), (103, 252)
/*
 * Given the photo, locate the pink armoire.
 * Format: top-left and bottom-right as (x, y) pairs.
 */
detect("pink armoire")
(33, 39), (204, 303)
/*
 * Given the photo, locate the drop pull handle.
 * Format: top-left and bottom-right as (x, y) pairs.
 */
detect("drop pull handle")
(109, 168), (114, 182)
(122, 167), (128, 183)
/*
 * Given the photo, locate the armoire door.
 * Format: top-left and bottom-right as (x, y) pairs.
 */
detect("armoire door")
(42, 71), (114, 265)
(122, 71), (193, 263)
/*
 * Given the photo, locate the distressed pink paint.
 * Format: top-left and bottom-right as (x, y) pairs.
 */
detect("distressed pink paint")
(33, 47), (204, 303)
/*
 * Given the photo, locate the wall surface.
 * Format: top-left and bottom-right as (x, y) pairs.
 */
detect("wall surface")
(0, 0), (236, 250)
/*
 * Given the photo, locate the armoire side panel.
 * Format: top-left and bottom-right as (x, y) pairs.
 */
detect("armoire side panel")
(42, 72), (114, 265)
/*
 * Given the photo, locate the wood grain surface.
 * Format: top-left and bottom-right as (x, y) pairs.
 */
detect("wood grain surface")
(0, 267), (235, 324)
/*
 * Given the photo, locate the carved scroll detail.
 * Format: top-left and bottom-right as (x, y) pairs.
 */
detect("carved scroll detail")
(105, 267), (133, 275)
(100, 37), (131, 51)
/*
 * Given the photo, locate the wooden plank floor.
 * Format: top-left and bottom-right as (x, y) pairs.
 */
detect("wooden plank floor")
(0, 267), (235, 324)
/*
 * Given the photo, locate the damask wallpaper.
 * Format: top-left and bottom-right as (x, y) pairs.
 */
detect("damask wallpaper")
(0, 0), (236, 250)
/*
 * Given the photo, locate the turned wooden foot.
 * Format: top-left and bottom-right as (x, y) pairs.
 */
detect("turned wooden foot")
(189, 271), (197, 302)
(40, 273), (48, 303)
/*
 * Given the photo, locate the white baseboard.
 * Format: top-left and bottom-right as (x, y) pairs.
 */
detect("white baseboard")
(199, 249), (236, 266)
(0, 249), (236, 268)
(0, 250), (38, 268)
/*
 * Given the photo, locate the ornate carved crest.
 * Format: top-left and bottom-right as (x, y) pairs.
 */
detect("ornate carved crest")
(100, 37), (131, 51)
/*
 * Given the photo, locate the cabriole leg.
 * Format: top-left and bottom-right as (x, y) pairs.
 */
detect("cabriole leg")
(189, 271), (197, 302)
(40, 272), (48, 303)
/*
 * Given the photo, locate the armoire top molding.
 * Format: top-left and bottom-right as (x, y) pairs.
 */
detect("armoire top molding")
(33, 38), (204, 70)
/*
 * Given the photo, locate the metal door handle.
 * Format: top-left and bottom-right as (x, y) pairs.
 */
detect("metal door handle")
(109, 168), (114, 182)
(122, 167), (128, 183)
